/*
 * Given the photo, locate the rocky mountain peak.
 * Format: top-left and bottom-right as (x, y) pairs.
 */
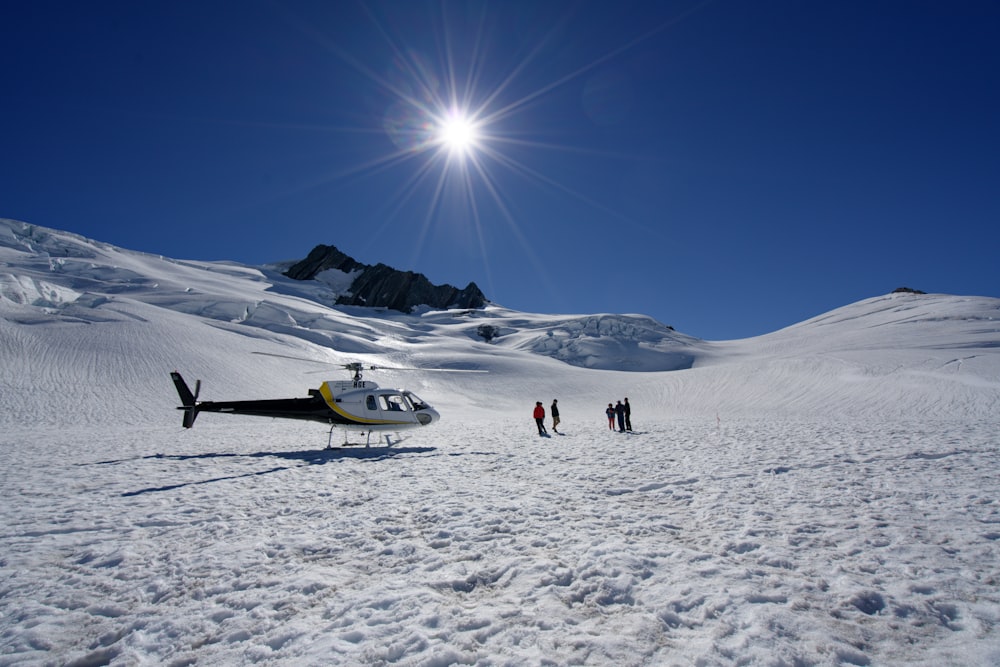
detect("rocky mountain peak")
(283, 244), (487, 313)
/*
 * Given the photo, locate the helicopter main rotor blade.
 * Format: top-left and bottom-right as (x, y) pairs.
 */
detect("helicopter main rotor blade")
(359, 365), (488, 373)
(252, 352), (487, 374)
(252, 351), (331, 365)
(409, 368), (489, 373)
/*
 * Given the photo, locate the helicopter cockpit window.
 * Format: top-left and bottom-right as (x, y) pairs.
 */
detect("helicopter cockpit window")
(379, 394), (409, 412)
(404, 391), (428, 410)
(366, 395), (377, 411)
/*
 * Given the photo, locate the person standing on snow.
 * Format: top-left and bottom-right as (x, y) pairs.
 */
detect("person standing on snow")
(606, 403), (616, 430)
(615, 400), (626, 432)
(624, 397), (632, 432)
(551, 399), (561, 434)
(533, 402), (547, 435)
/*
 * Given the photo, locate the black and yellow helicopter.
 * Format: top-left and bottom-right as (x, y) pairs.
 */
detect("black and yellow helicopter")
(170, 358), (459, 448)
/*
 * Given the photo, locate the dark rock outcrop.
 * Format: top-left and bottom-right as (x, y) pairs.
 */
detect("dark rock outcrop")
(284, 244), (362, 280)
(284, 244), (487, 313)
(892, 287), (927, 295)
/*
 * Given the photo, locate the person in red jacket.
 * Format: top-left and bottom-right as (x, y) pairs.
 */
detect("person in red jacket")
(533, 402), (547, 435)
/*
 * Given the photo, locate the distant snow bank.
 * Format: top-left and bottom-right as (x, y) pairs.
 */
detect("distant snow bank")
(2, 218), (999, 428)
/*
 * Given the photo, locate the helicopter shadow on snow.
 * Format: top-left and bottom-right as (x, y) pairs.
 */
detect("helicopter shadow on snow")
(163, 445), (437, 463)
(116, 446), (437, 497)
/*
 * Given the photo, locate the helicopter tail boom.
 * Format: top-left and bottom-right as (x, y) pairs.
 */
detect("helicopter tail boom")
(170, 371), (201, 428)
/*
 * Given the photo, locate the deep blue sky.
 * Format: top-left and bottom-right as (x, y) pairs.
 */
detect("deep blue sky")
(3, 1), (999, 340)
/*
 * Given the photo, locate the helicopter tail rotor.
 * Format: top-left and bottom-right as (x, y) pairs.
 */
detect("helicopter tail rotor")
(170, 371), (202, 428)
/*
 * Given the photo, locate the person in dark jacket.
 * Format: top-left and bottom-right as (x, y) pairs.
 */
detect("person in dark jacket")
(551, 399), (561, 434)
(533, 402), (547, 435)
(606, 403), (616, 430)
(624, 397), (632, 431)
(615, 400), (626, 432)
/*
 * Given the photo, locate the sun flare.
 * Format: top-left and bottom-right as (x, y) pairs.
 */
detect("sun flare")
(437, 109), (481, 158)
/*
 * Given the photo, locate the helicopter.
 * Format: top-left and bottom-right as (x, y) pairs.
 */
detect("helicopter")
(170, 359), (465, 448)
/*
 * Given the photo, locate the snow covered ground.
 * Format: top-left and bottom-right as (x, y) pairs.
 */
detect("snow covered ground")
(2, 219), (999, 666)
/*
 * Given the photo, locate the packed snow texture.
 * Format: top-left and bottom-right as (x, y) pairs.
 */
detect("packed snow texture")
(2, 219), (999, 666)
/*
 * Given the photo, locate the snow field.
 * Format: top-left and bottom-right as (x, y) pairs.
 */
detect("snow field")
(1, 415), (997, 666)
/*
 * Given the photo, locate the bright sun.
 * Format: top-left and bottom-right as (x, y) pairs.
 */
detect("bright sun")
(437, 109), (481, 157)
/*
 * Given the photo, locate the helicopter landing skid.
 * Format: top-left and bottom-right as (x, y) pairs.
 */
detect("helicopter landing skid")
(325, 425), (403, 449)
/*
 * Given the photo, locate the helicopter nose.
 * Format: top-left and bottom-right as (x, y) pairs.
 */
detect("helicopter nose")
(416, 407), (440, 426)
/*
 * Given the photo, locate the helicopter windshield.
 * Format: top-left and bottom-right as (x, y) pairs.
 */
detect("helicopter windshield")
(403, 391), (429, 411)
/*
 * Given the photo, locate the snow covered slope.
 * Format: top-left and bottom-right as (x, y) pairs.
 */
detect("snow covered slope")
(2, 218), (1000, 666)
(2, 218), (998, 426)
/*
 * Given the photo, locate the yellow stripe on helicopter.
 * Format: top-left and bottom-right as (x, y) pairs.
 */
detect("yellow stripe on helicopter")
(318, 382), (412, 426)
